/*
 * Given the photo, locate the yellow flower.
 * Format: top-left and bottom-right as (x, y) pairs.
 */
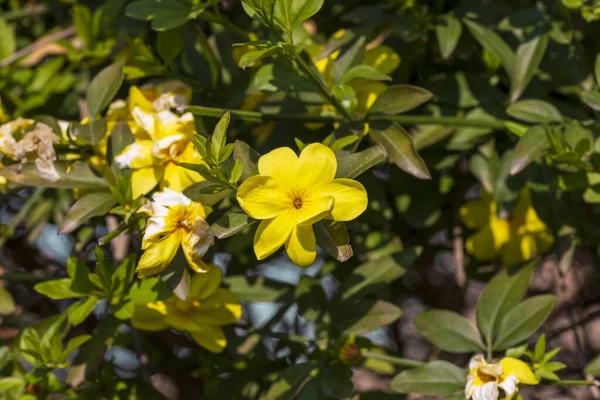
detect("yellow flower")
(131, 267), (241, 353)
(466, 355), (537, 400)
(136, 189), (214, 278)
(115, 111), (204, 199)
(460, 189), (553, 266)
(236, 143), (368, 267)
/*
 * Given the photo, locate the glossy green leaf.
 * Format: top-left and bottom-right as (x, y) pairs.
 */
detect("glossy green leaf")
(295, 275), (326, 321)
(0, 161), (109, 189)
(510, 125), (551, 175)
(581, 91), (600, 111)
(265, 361), (318, 400)
(339, 64), (391, 84)
(463, 18), (515, 75)
(157, 27), (184, 64)
(370, 124), (431, 180)
(319, 363), (354, 398)
(332, 36), (365, 82)
(335, 146), (385, 179)
(0, 18), (16, 60)
(239, 46), (281, 69)
(225, 275), (291, 302)
(314, 221), (353, 262)
(125, 0), (193, 30)
(494, 294), (556, 350)
(369, 85), (432, 115)
(414, 310), (485, 353)
(476, 262), (534, 348)
(61, 335), (92, 362)
(86, 61), (124, 119)
(72, 119), (108, 146)
(506, 99), (562, 123)
(34, 279), (86, 300)
(273, 0), (324, 33)
(211, 112), (230, 162)
(510, 32), (549, 102)
(0, 288), (15, 316)
(209, 212), (255, 239)
(390, 360), (466, 395)
(67, 297), (98, 326)
(59, 192), (116, 234)
(585, 354), (600, 377)
(436, 14), (462, 59)
(335, 299), (402, 335)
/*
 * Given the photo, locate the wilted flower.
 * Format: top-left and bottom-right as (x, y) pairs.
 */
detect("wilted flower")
(466, 355), (537, 400)
(136, 189), (213, 278)
(460, 189), (553, 266)
(236, 143), (368, 267)
(0, 118), (60, 182)
(131, 267), (241, 353)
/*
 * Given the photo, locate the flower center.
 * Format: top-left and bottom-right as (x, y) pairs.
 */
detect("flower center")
(294, 198), (303, 209)
(477, 370), (498, 384)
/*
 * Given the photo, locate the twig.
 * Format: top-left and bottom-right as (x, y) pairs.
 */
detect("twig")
(98, 217), (138, 246)
(361, 351), (425, 369)
(0, 26), (76, 68)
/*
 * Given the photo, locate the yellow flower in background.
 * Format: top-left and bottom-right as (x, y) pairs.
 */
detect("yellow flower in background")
(136, 189), (214, 278)
(466, 355), (537, 400)
(236, 143), (368, 267)
(460, 189), (553, 266)
(131, 267), (241, 353)
(115, 111), (204, 199)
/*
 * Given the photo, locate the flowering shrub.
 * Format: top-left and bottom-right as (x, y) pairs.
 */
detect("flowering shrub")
(1, 0), (600, 399)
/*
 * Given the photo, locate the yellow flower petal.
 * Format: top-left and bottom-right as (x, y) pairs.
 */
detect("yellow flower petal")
(500, 357), (538, 385)
(533, 230), (553, 255)
(129, 86), (154, 112)
(237, 175), (292, 219)
(297, 196), (334, 225)
(190, 325), (227, 353)
(115, 140), (155, 169)
(131, 167), (161, 199)
(193, 288), (242, 325)
(131, 303), (169, 331)
(285, 224), (316, 267)
(466, 226), (501, 262)
(258, 147), (298, 184)
(163, 162), (195, 193)
(189, 266), (222, 300)
(253, 209), (295, 260)
(182, 222), (214, 273)
(312, 178), (368, 221)
(136, 234), (181, 278)
(295, 143), (337, 188)
(501, 233), (538, 266)
(460, 198), (491, 229)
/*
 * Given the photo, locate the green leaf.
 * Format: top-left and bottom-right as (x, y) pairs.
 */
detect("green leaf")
(125, 0), (191, 31)
(314, 221), (353, 262)
(414, 310), (485, 353)
(72, 119), (108, 146)
(225, 275), (291, 302)
(157, 27), (184, 64)
(494, 294), (556, 350)
(273, 0), (324, 33)
(369, 85), (432, 115)
(234, 140), (260, 180)
(339, 249), (418, 301)
(239, 46), (282, 69)
(73, 5), (92, 49)
(0, 288), (15, 316)
(370, 124), (431, 180)
(319, 363), (354, 398)
(595, 54), (600, 88)
(66, 257), (97, 294)
(335, 146), (385, 179)
(332, 36), (365, 82)
(59, 192), (116, 234)
(329, 135), (360, 152)
(209, 212), (255, 239)
(67, 297), (98, 326)
(334, 299), (402, 335)
(0, 18), (16, 60)
(111, 254), (137, 297)
(211, 112), (231, 162)
(86, 61), (124, 119)
(510, 125), (551, 175)
(476, 262), (534, 349)
(0, 161), (109, 189)
(295, 275), (327, 321)
(463, 18), (515, 75)
(436, 14), (462, 59)
(581, 91), (600, 112)
(510, 32), (549, 102)
(0, 377), (25, 393)
(585, 354), (600, 377)
(265, 361), (318, 400)
(506, 99), (562, 123)
(34, 279), (86, 300)
(390, 360), (466, 395)
(61, 335), (92, 362)
(339, 65), (391, 84)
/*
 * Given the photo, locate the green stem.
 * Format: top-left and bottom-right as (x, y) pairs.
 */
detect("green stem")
(547, 380), (599, 387)
(487, 343), (493, 363)
(0, 187), (45, 249)
(361, 351), (425, 369)
(369, 115), (509, 129)
(293, 52), (354, 121)
(199, 11), (250, 40)
(98, 216), (138, 246)
(0, 272), (53, 282)
(187, 105), (342, 123)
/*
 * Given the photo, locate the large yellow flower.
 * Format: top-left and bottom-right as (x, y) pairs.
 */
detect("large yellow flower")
(466, 355), (537, 400)
(131, 267), (241, 353)
(236, 143), (368, 267)
(136, 189), (214, 278)
(115, 111), (204, 199)
(460, 189), (553, 266)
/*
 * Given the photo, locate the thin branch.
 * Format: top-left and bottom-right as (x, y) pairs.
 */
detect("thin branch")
(0, 26), (76, 68)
